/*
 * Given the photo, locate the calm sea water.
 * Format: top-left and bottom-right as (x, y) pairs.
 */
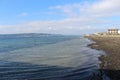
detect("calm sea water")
(0, 34), (104, 80)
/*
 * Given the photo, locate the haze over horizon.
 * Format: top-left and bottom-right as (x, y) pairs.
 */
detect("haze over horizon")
(0, 0), (120, 35)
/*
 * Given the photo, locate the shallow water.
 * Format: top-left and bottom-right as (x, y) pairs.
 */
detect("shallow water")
(0, 35), (104, 80)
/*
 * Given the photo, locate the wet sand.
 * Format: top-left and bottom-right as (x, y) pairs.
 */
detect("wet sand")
(86, 36), (120, 80)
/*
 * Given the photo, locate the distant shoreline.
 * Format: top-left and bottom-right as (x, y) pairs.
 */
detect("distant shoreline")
(85, 35), (120, 80)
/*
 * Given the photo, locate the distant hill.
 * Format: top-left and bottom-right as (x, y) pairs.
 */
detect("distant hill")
(0, 33), (62, 38)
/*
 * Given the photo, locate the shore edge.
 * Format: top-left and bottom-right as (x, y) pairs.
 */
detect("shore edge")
(85, 36), (120, 80)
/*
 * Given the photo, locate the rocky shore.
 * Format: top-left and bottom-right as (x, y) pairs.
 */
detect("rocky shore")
(86, 36), (120, 80)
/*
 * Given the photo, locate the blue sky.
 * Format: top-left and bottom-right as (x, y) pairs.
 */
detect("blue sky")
(0, 0), (84, 24)
(0, 0), (120, 34)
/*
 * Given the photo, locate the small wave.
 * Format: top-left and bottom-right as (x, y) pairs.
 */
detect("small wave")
(0, 37), (105, 80)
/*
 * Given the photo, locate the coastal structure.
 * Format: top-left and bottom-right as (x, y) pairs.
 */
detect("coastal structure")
(91, 29), (120, 36)
(84, 29), (120, 38)
(107, 29), (119, 35)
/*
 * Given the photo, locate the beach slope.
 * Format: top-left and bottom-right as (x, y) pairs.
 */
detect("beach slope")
(86, 36), (120, 80)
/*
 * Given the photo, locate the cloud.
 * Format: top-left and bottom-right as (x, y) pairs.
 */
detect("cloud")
(19, 12), (28, 16)
(50, 0), (120, 18)
(0, 18), (109, 35)
(49, 3), (81, 18)
(0, 0), (120, 34)
(84, 0), (120, 17)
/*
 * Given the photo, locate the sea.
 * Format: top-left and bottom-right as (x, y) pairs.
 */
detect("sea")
(0, 34), (105, 80)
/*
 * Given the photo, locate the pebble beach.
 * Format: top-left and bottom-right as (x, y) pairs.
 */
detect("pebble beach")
(86, 36), (120, 80)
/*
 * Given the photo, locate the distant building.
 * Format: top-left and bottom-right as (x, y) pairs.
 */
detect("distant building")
(118, 30), (120, 34)
(92, 29), (120, 36)
(107, 29), (119, 35)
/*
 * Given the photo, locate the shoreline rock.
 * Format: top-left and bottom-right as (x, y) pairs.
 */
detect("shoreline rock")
(85, 36), (120, 80)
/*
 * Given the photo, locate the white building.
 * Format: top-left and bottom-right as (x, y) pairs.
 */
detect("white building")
(107, 29), (119, 35)
(118, 30), (120, 34)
